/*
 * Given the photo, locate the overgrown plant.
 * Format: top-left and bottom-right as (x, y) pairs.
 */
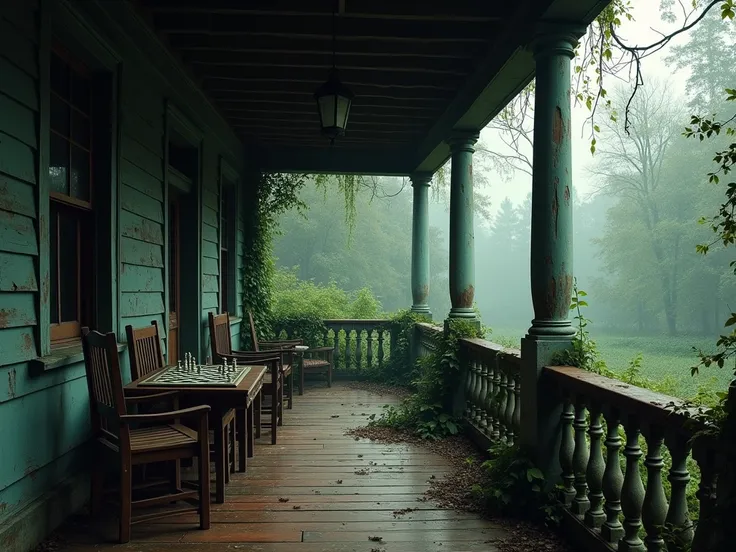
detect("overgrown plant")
(368, 319), (483, 439)
(368, 310), (430, 386)
(472, 443), (562, 526)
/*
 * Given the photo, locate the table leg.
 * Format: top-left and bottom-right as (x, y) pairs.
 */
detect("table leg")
(238, 406), (247, 472)
(287, 369), (294, 409)
(254, 392), (262, 440)
(271, 379), (279, 444)
(277, 371), (284, 427)
(213, 410), (226, 504)
(246, 399), (254, 459)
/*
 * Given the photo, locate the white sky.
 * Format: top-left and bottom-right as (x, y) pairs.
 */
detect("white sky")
(475, 0), (696, 216)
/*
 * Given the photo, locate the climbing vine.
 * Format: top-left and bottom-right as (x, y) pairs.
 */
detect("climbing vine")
(240, 172), (307, 347)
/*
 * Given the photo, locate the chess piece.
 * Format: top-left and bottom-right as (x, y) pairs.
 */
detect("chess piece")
(177, 360), (182, 371)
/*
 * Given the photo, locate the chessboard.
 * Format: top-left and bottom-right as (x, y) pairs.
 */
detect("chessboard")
(139, 364), (252, 388)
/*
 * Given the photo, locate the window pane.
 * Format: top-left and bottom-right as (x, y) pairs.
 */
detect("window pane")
(71, 110), (90, 147)
(49, 134), (69, 195)
(50, 53), (69, 97)
(50, 206), (59, 324)
(58, 210), (79, 323)
(51, 95), (70, 135)
(70, 146), (90, 202)
(71, 71), (90, 113)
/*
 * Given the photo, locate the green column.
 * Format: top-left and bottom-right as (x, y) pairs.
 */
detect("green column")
(410, 173), (432, 316)
(527, 25), (583, 338)
(520, 23), (586, 470)
(447, 131), (479, 320)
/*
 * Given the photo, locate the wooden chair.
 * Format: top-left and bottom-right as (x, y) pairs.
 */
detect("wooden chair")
(208, 312), (282, 450)
(126, 322), (237, 482)
(248, 311), (334, 395)
(81, 327), (211, 544)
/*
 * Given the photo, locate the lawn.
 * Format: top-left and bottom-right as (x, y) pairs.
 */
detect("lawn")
(488, 326), (730, 399)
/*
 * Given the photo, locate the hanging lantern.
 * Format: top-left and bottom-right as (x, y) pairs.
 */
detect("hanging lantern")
(314, 70), (354, 141)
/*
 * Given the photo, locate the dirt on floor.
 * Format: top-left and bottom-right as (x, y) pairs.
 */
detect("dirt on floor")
(344, 383), (574, 552)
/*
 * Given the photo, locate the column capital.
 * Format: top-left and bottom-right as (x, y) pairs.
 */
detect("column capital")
(531, 21), (587, 59)
(446, 130), (480, 154)
(410, 172), (433, 187)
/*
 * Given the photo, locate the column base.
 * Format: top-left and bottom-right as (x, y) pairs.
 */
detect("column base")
(527, 319), (575, 339)
(448, 307), (476, 319)
(410, 305), (432, 318)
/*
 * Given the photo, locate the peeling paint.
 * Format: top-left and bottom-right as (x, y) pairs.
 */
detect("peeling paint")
(564, 185), (571, 204)
(0, 502), (7, 514)
(456, 285), (475, 309)
(7, 368), (16, 399)
(546, 273), (574, 320)
(552, 106), (564, 146)
(24, 464), (40, 480)
(22, 332), (33, 352)
(551, 177), (559, 240)
(0, 308), (14, 328)
(413, 284), (429, 305)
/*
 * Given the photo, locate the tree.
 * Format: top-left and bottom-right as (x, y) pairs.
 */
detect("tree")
(591, 81), (687, 334)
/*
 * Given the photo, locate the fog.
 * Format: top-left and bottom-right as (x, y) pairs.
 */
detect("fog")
(273, 2), (736, 396)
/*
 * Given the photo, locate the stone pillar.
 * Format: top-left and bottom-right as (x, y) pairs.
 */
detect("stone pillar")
(520, 24), (585, 472)
(410, 173), (432, 317)
(447, 131), (479, 321)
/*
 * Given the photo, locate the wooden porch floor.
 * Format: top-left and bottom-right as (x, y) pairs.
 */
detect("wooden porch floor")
(50, 383), (509, 551)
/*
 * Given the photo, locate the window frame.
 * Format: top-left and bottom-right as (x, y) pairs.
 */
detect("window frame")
(48, 45), (96, 347)
(219, 165), (238, 316)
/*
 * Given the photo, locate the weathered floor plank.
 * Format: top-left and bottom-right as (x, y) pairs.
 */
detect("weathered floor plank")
(50, 383), (509, 551)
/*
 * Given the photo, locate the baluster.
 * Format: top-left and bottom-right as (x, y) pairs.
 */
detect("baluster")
(664, 432), (693, 551)
(559, 399), (576, 506)
(642, 425), (669, 552)
(478, 361), (489, 434)
(334, 328), (342, 369)
(377, 330), (385, 368)
(571, 401), (590, 516)
(472, 359), (482, 426)
(601, 409), (624, 544)
(464, 359), (473, 422)
(619, 418), (646, 552)
(356, 329), (363, 371)
(503, 367), (515, 445)
(512, 373), (521, 440)
(366, 329), (374, 369)
(584, 407), (605, 529)
(492, 360), (503, 440)
(345, 329), (353, 370)
(691, 445), (716, 552)
(497, 372), (509, 441)
(485, 357), (497, 439)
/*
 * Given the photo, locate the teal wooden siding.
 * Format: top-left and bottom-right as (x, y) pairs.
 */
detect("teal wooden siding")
(0, 1), (247, 549)
(119, 82), (167, 343)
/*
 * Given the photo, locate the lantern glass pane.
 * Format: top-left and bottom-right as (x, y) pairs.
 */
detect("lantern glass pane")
(318, 95), (337, 128)
(335, 95), (351, 130)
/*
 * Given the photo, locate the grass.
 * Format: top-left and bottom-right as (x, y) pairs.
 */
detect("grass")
(489, 326), (730, 399)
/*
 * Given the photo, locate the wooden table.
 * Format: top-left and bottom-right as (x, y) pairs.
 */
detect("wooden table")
(125, 364), (267, 504)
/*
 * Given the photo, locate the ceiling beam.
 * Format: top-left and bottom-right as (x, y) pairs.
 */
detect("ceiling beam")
(256, 145), (415, 175)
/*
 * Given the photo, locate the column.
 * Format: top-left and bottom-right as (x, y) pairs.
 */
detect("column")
(519, 23), (586, 465)
(410, 173), (432, 316)
(447, 131), (479, 321)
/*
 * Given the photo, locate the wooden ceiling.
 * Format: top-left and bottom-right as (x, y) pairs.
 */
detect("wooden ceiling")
(136, 0), (610, 174)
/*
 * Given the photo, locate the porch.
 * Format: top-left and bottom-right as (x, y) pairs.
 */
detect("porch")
(47, 383), (511, 552)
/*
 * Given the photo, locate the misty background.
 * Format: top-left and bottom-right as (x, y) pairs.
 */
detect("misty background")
(272, 4), (736, 398)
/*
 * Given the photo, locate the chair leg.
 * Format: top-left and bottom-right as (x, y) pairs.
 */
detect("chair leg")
(198, 426), (211, 530)
(237, 408), (247, 471)
(214, 418), (226, 504)
(271, 388), (278, 445)
(277, 375), (284, 427)
(299, 361), (305, 396)
(229, 421), (236, 474)
(287, 370), (294, 409)
(224, 427), (230, 485)
(246, 401), (254, 460)
(90, 463), (104, 515)
(119, 459), (132, 544)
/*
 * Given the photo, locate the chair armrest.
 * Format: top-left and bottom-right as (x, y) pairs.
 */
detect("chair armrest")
(306, 346), (333, 353)
(120, 405), (211, 425)
(260, 339), (303, 346)
(124, 390), (179, 404)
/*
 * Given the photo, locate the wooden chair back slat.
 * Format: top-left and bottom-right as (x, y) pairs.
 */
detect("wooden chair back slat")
(209, 312), (233, 362)
(82, 327), (127, 433)
(248, 311), (260, 351)
(126, 321), (166, 380)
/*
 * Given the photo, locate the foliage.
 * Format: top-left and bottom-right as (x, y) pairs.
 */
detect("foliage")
(241, 173), (307, 347)
(367, 310), (429, 386)
(368, 319), (483, 440)
(472, 443), (562, 526)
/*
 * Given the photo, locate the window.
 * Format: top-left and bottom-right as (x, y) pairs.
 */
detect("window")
(220, 184), (231, 314)
(48, 49), (94, 345)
